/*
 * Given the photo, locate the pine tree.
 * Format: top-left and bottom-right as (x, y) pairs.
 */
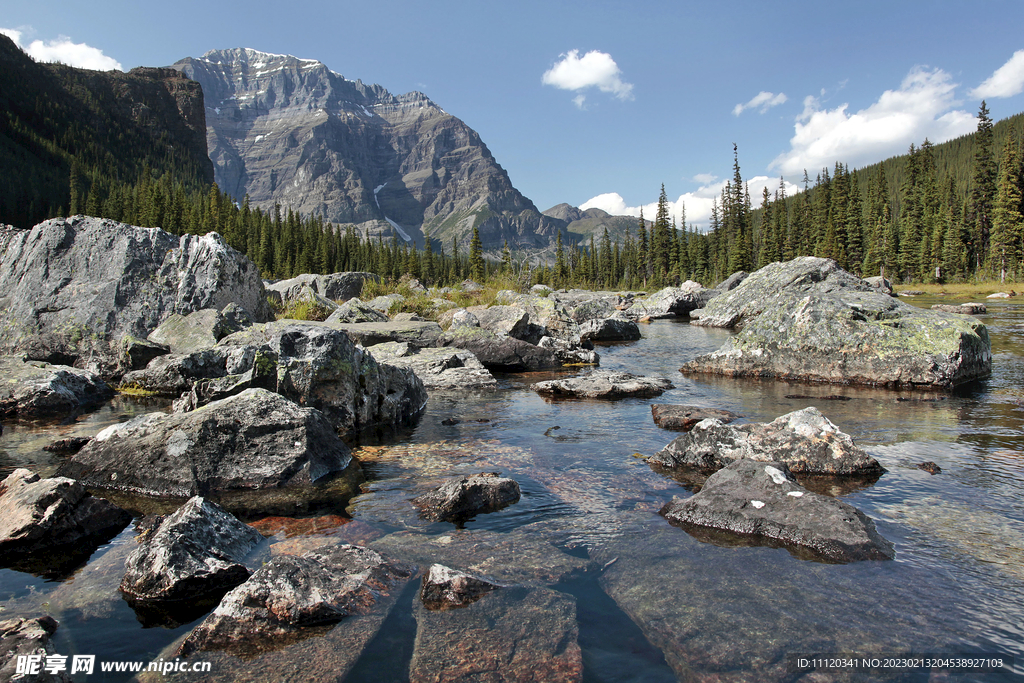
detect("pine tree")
(969, 101), (997, 271)
(990, 133), (1023, 282)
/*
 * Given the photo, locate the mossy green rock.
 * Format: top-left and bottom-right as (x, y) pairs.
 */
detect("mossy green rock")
(683, 257), (991, 389)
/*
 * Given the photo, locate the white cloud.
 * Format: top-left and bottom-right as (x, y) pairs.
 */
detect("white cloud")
(770, 66), (975, 176)
(0, 27), (122, 71)
(580, 176), (799, 230)
(970, 49), (1024, 99)
(692, 173), (718, 185)
(573, 94), (587, 110)
(542, 49), (634, 103)
(733, 91), (787, 116)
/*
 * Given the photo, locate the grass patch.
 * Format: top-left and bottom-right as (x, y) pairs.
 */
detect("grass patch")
(279, 298), (334, 321)
(116, 382), (161, 397)
(894, 281), (1024, 299)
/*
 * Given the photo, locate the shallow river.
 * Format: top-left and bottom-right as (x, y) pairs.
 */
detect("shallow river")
(2, 296), (1023, 681)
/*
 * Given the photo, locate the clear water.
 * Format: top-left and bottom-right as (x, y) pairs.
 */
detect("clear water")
(2, 298), (1022, 681)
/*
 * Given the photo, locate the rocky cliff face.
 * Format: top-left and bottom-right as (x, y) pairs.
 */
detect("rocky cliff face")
(172, 48), (565, 249)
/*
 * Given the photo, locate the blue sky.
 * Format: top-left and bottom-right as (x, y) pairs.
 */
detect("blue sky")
(4, 0), (1024, 227)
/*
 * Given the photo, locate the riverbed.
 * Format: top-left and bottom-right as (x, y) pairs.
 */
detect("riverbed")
(2, 296), (1022, 681)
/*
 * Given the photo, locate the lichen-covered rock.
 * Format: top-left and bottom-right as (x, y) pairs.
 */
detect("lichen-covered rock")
(178, 544), (412, 656)
(120, 496), (264, 601)
(651, 404), (742, 431)
(441, 326), (562, 372)
(0, 469), (131, 556)
(624, 281), (713, 319)
(329, 320), (443, 348)
(412, 473), (521, 522)
(0, 616), (70, 683)
(467, 305), (532, 339)
(0, 357), (113, 419)
(366, 342), (497, 390)
(147, 307), (251, 354)
(579, 317), (641, 342)
(932, 303), (986, 315)
(531, 369), (673, 399)
(649, 407), (883, 476)
(660, 459), (895, 562)
(57, 388), (361, 505)
(325, 298), (390, 324)
(419, 563), (502, 611)
(120, 335), (171, 371)
(683, 257), (991, 389)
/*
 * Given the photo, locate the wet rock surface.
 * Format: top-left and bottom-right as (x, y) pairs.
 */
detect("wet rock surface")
(409, 584), (583, 683)
(419, 563), (503, 611)
(579, 317), (642, 342)
(931, 302), (987, 315)
(57, 388), (361, 508)
(178, 543), (413, 656)
(660, 459), (895, 562)
(412, 473), (521, 523)
(531, 369), (673, 399)
(651, 404), (742, 431)
(0, 616), (70, 683)
(0, 357), (113, 419)
(0, 469), (131, 559)
(649, 406), (884, 476)
(120, 496), (265, 602)
(683, 257), (992, 389)
(366, 342), (497, 390)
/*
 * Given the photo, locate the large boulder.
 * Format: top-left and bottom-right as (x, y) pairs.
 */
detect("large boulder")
(147, 307), (251, 354)
(366, 342), (497, 390)
(56, 388), (362, 509)
(0, 217), (272, 369)
(412, 473), (521, 523)
(328, 320), (443, 348)
(0, 357), (113, 419)
(178, 544), (412, 656)
(124, 322), (428, 437)
(531, 369), (673, 399)
(0, 616), (70, 683)
(441, 326), (560, 372)
(578, 317), (641, 342)
(120, 496), (265, 602)
(325, 298), (390, 324)
(467, 305), (532, 339)
(649, 407), (884, 476)
(0, 469), (131, 557)
(683, 257), (991, 389)
(624, 282), (713, 319)
(660, 459), (895, 562)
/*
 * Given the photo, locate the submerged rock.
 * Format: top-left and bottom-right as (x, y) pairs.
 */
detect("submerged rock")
(412, 473), (521, 522)
(660, 459), (895, 562)
(419, 563), (503, 611)
(0, 357), (113, 419)
(57, 388), (361, 508)
(649, 406), (883, 476)
(409, 585), (583, 683)
(531, 369), (673, 399)
(366, 342), (497, 390)
(0, 616), (70, 683)
(651, 404), (742, 431)
(0, 469), (131, 558)
(178, 543), (412, 656)
(683, 257), (991, 389)
(120, 496), (264, 602)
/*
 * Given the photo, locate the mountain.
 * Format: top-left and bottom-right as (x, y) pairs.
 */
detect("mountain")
(0, 34), (212, 228)
(544, 203), (647, 246)
(172, 48), (566, 250)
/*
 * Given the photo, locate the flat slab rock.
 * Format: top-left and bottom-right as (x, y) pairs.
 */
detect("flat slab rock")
(412, 473), (521, 523)
(120, 496), (265, 602)
(57, 388), (359, 504)
(0, 616), (70, 683)
(931, 302), (987, 315)
(683, 257), (991, 389)
(579, 317), (642, 343)
(0, 357), (113, 419)
(366, 342), (497, 391)
(179, 543), (413, 656)
(409, 585), (582, 683)
(531, 369), (673, 399)
(651, 404), (742, 431)
(660, 458), (895, 563)
(649, 406), (883, 476)
(0, 468), (131, 557)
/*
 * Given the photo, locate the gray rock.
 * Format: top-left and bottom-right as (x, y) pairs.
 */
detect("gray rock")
(579, 317), (641, 342)
(716, 270), (749, 291)
(316, 272), (379, 301)
(364, 293), (405, 314)
(932, 302), (987, 315)
(366, 342), (497, 390)
(493, 290), (582, 344)
(441, 326), (562, 372)
(624, 282), (713, 319)
(178, 544), (412, 656)
(119, 335), (170, 371)
(441, 308), (480, 330)
(409, 585), (582, 683)
(0, 616), (70, 683)
(0, 217), (271, 370)
(324, 298), (390, 324)
(0, 469), (131, 556)
(536, 336), (601, 366)
(649, 406), (883, 476)
(530, 284), (553, 295)
(987, 291), (1011, 299)
(120, 496), (264, 601)
(419, 563), (502, 611)
(468, 305), (532, 338)
(660, 459), (895, 562)
(864, 275), (894, 295)
(683, 257), (991, 389)
(266, 278), (339, 317)
(461, 279), (483, 292)
(330, 320), (443, 348)
(57, 388), (361, 506)
(531, 369), (673, 399)
(148, 309), (233, 354)
(412, 472), (521, 522)
(120, 348), (226, 396)
(651, 404), (742, 431)
(0, 357), (113, 419)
